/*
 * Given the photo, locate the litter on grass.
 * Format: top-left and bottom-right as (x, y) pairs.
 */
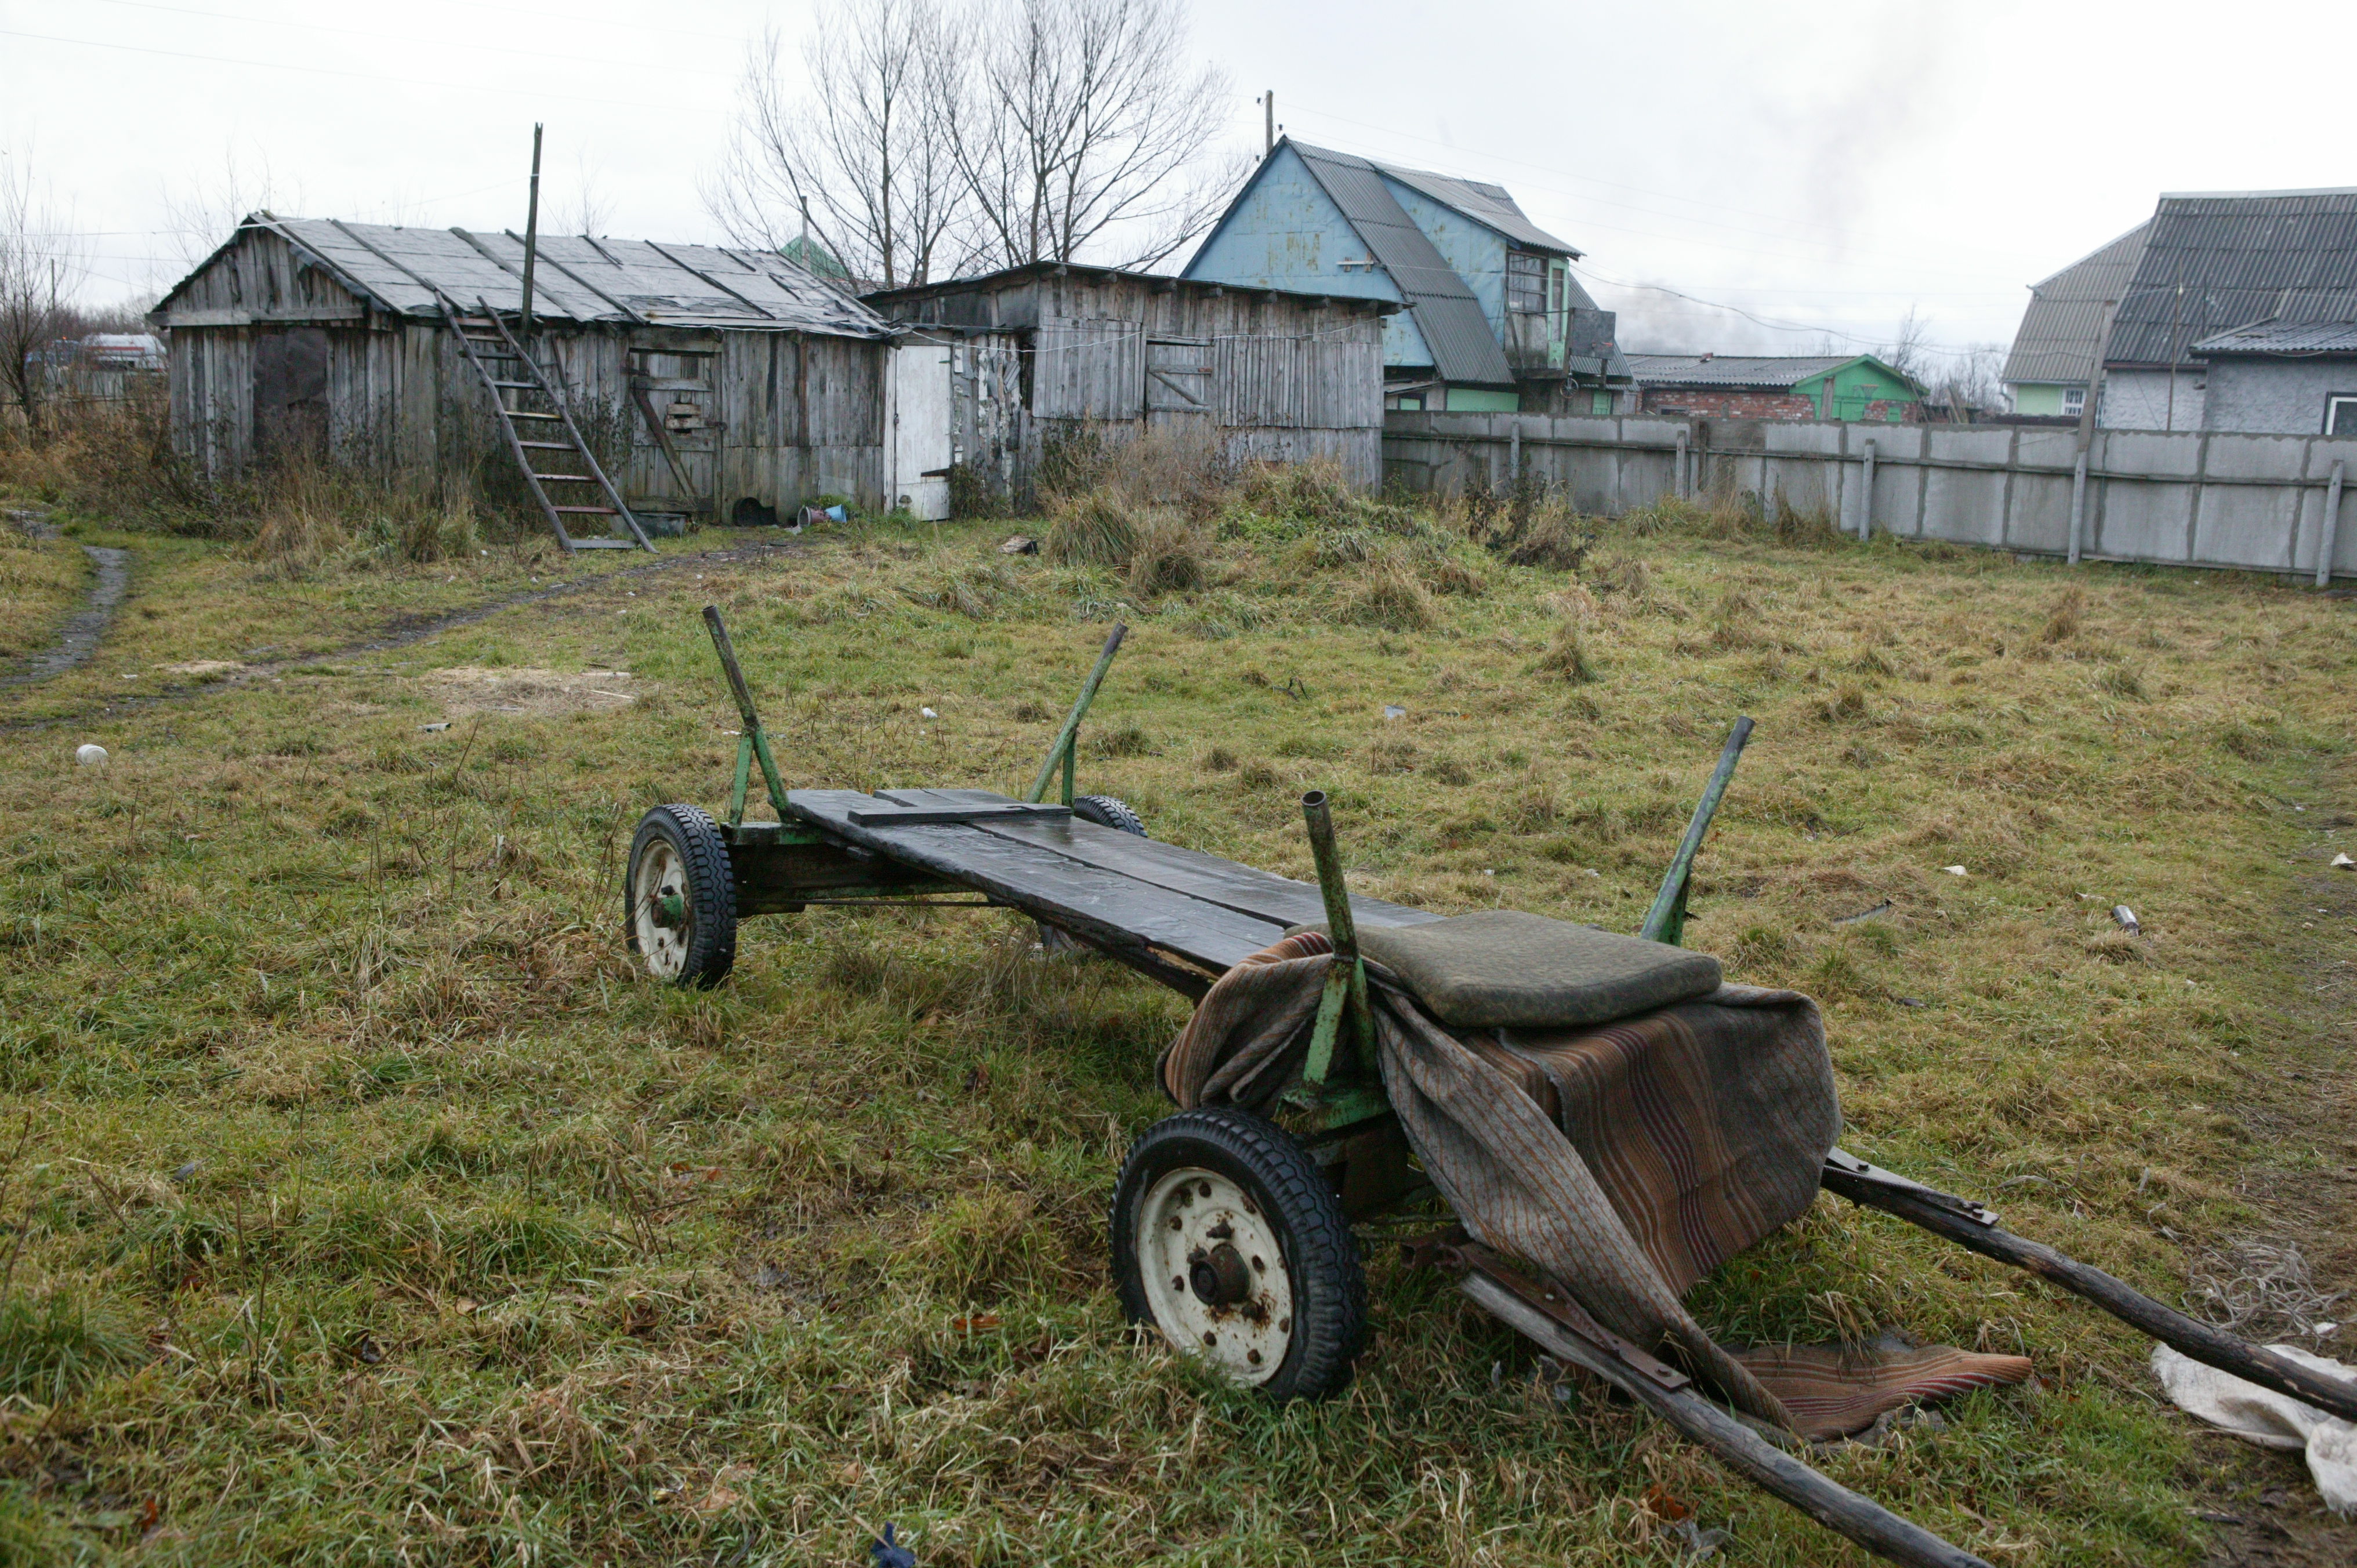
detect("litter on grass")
(2113, 905), (2141, 934)
(1383, 704), (1407, 720)
(2333, 853), (2354, 870)
(1942, 865), (1967, 876)
(74, 743), (107, 767)
(2152, 1344), (2357, 1515)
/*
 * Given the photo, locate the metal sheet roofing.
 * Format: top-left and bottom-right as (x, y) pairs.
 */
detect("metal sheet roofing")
(2106, 191), (2357, 368)
(2001, 220), (2149, 387)
(1287, 141), (1515, 386)
(2191, 318), (2357, 355)
(162, 214), (890, 337)
(1624, 354), (1856, 390)
(1372, 164), (1579, 257)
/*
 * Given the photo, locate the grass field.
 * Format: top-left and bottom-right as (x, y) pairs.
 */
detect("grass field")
(2, 476), (2354, 1566)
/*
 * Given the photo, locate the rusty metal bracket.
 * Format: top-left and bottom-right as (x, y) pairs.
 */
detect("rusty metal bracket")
(1821, 1148), (1999, 1228)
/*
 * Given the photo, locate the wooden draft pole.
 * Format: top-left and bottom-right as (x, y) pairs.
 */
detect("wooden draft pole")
(520, 123), (543, 336)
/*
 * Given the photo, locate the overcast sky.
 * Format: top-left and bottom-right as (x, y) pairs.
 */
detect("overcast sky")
(8, 0), (2354, 370)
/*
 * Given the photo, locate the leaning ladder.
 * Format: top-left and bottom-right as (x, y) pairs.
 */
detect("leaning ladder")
(443, 299), (655, 553)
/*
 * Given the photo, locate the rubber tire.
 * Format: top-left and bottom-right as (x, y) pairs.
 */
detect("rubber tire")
(1072, 794), (1147, 837)
(1111, 1107), (1368, 1402)
(1037, 794), (1150, 952)
(624, 804), (737, 988)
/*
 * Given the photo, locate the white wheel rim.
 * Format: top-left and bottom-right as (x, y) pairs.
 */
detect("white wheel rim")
(631, 837), (692, 979)
(1136, 1166), (1293, 1385)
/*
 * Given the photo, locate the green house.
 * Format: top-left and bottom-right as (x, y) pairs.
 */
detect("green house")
(1626, 353), (1926, 422)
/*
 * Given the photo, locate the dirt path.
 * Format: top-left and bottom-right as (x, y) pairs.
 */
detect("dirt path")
(2191, 760), (2357, 1566)
(0, 509), (130, 688)
(0, 535), (803, 731)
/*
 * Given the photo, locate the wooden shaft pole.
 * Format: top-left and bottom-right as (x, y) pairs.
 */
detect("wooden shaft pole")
(1301, 790), (1376, 1062)
(703, 606), (789, 816)
(1826, 1169), (2357, 1425)
(520, 124), (543, 336)
(1462, 1273), (1991, 1568)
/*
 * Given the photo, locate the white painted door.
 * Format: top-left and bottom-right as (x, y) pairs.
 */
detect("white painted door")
(886, 340), (954, 520)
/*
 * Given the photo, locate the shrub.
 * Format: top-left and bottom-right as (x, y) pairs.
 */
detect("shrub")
(1042, 493), (1138, 568)
(1535, 621), (1598, 683)
(1343, 558), (1435, 631)
(1125, 514), (1207, 596)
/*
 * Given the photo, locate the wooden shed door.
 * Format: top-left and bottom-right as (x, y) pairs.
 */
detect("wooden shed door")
(625, 339), (720, 517)
(252, 327), (328, 462)
(1145, 337), (1213, 430)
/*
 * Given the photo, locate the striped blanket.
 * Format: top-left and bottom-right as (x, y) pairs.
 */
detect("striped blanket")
(1159, 931), (2032, 1439)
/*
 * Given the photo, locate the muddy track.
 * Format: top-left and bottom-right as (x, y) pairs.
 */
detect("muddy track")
(0, 510), (131, 688)
(0, 537), (805, 732)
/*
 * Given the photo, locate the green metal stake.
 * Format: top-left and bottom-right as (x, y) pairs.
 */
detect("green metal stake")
(1640, 717), (1755, 946)
(1300, 790), (1376, 1082)
(704, 605), (790, 823)
(1024, 622), (1127, 804)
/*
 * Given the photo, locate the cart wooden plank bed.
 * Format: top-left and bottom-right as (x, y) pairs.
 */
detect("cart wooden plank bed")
(615, 607), (2357, 1568)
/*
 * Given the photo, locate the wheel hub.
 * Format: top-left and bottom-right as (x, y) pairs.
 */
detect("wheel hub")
(630, 839), (692, 978)
(1137, 1167), (1292, 1384)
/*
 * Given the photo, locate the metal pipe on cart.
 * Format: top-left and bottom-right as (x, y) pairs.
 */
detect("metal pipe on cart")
(702, 605), (788, 822)
(1300, 790), (1376, 1072)
(1640, 717), (1754, 945)
(1025, 622), (1127, 805)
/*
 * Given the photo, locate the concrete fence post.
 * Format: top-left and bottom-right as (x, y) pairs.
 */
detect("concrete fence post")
(1859, 440), (1876, 539)
(1674, 427), (1690, 499)
(1508, 422), (1521, 488)
(2319, 459), (2346, 588)
(2068, 451), (2088, 565)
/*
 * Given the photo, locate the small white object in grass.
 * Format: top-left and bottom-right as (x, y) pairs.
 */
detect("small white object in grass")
(1481, 868), (1495, 877)
(419, 721), (451, 732)
(75, 743), (107, 767)
(1942, 865), (1967, 876)
(2113, 905), (2141, 934)
(920, 707), (938, 719)
(1383, 705), (1406, 720)
(2333, 852), (2355, 869)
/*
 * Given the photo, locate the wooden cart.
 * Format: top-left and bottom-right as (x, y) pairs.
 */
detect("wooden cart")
(623, 609), (2357, 1568)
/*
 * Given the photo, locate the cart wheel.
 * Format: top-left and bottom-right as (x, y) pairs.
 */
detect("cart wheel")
(1111, 1107), (1367, 1402)
(1038, 796), (1149, 953)
(1072, 794), (1147, 837)
(625, 804), (737, 988)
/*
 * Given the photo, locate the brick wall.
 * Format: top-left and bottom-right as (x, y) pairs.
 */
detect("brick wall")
(1640, 386), (1819, 419)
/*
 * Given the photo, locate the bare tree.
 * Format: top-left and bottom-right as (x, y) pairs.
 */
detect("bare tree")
(1, 149), (88, 441)
(949, 0), (1239, 270)
(1878, 305), (1932, 386)
(706, 3), (970, 288)
(557, 153), (612, 238)
(161, 142), (300, 276)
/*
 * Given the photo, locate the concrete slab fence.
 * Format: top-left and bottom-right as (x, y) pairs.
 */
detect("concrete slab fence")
(1381, 411), (2357, 583)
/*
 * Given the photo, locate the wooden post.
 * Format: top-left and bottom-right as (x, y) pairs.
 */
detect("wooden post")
(1264, 90), (1275, 154)
(1859, 440), (1876, 539)
(520, 123), (543, 336)
(2068, 451), (2088, 565)
(2319, 459), (2345, 587)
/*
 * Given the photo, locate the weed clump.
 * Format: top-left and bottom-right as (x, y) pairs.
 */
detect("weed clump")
(0, 1292), (143, 1401)
(1535, 621), (1599, 683)
(1344, 559), (1435, 631)
(2043, 587), (2087, 643)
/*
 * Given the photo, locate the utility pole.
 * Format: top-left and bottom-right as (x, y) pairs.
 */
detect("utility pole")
(520, 122), (543, 336)
(1264, 91), (1274, 155)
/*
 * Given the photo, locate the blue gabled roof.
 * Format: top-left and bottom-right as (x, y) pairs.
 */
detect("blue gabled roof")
(1282, 141), (1515, 386)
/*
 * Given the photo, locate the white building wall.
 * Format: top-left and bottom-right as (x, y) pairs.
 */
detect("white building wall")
(2099, 368), (2206, 431)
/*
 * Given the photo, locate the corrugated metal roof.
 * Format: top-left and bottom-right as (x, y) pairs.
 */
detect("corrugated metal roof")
(2191, 318), (2357, 355)
(2106, 191), (2357, 368)
(2002, 220), (2149, 387)
(1624, 354), (1855, 389)
(1288, 142), (1515, 386)
(1373, 164), (1579, 256)
(862, 257), (1397, 312)
(161, 214), (890, 337)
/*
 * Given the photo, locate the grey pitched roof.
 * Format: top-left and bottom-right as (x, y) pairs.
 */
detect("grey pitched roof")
(2001, 220), (2149, 387)
(1285, 141), (1515, 386)
(159, 214), (890, 337)
(2191, 318), (2357, 355)
(1372, 164), (1579, 257)
(1626, 354), (1856, 390)
(2106, 190), (2357, 369)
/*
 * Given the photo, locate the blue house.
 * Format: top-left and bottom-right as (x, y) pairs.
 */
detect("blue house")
(1184, 138), (1631, 413)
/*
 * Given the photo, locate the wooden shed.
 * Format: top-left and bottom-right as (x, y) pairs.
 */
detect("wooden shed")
(152, 215), (955, 521)
(864, 263), (1394, 501)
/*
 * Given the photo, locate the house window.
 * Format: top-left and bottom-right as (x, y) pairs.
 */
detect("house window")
(1506, 252), (1546, 314)
(2327, 395), (2357, 436)
(2061, 386), (2086, 418)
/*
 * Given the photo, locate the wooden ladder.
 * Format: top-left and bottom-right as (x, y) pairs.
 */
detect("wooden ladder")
(445, 300), (655, 553)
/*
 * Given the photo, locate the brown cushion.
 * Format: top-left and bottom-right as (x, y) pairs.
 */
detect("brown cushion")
(1345, 909), (1722, 1029)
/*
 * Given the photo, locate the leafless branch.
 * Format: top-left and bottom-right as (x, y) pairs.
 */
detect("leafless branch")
(705, 3), (974, 289)
(0, 147), (89, 441)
